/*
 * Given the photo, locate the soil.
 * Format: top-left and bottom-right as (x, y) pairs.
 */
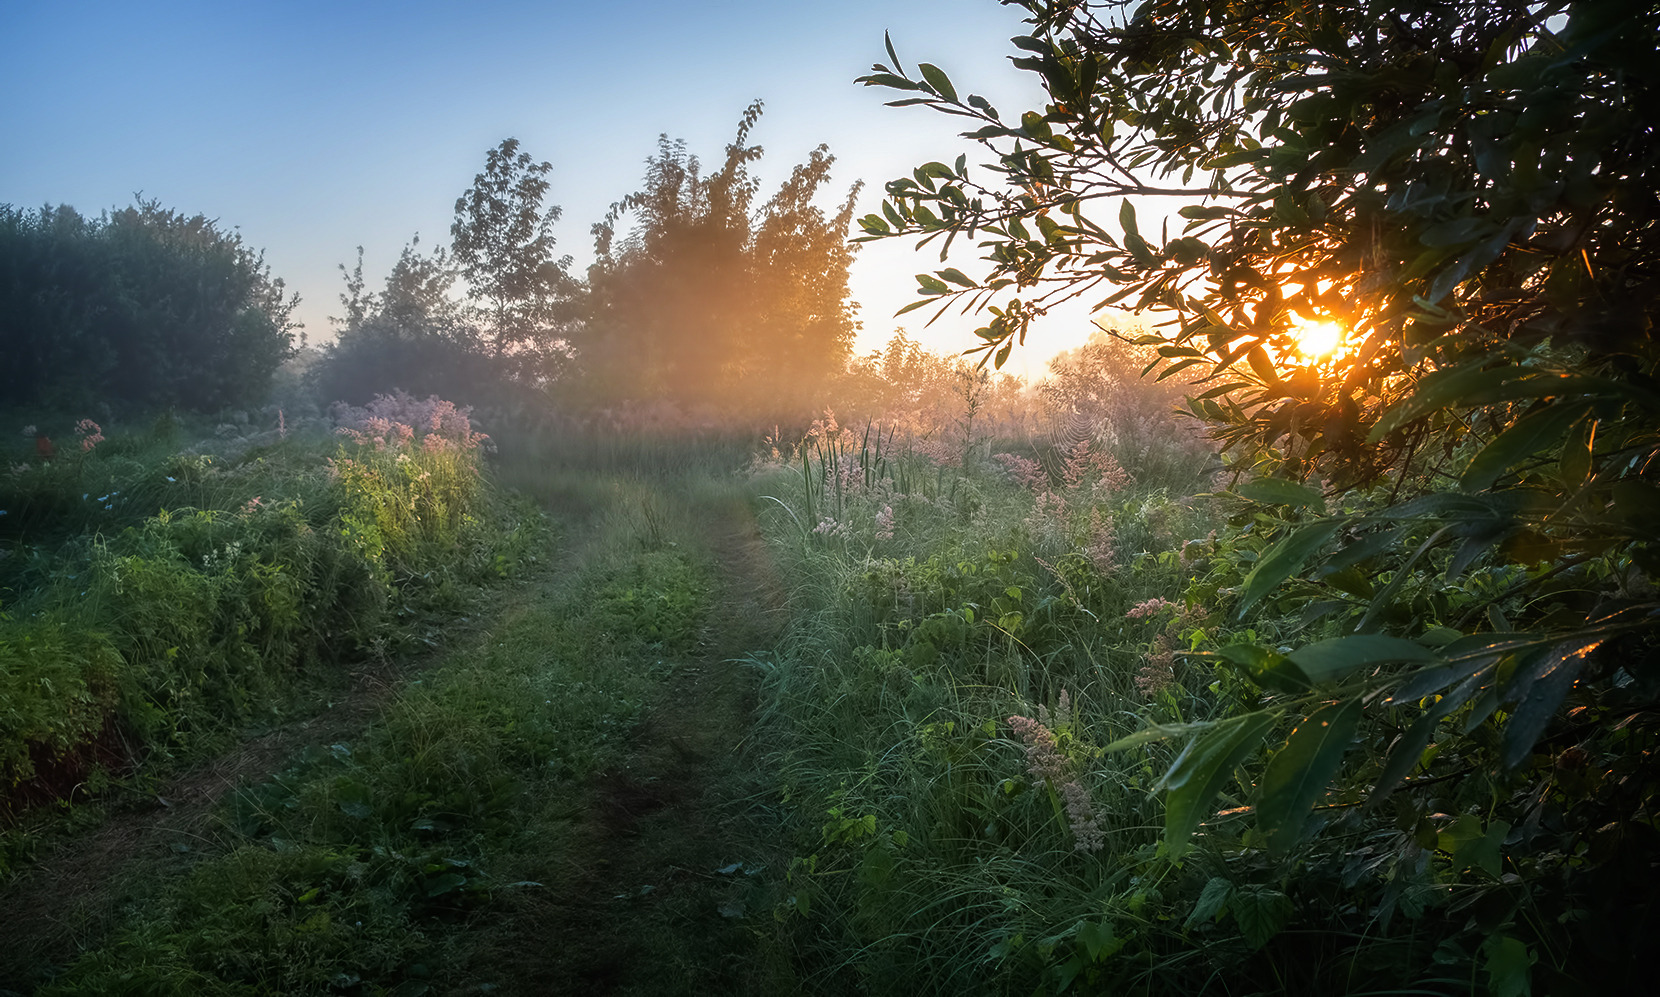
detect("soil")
(0, 487), (795, 996)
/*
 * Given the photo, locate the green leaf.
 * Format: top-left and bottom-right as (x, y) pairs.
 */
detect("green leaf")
(1483, 933), (1536, 997)
(1369, 668), (1489, 806)
(1438, 814), (1509, 878)
(1286, 635), (1439, 685)
(1103, 720), (1215, 753)
(1119, 199), (1139, 239)
(1500, 636), (1600, 770)
(883, 31), (902, 73)
(1230, 885), (1292, 949)
(1256, 699), (1361, 855)
(916, 273), (950, 294)
(938, 267), (976, 287)
(1236, 477), (1325, 511)
(918, 63), (958, 103)
(1213, 643), (1311, 693)
(1236, 519), (1344, 617)
(1159, 710), (1278, 860)
(1184, 876), (1233, 930)
(1461, 401), (1594, 491)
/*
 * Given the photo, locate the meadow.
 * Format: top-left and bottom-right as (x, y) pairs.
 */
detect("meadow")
(3, 331), (1642, 996)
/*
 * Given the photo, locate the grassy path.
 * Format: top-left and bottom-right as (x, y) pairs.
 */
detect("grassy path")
(0, 474), (797, 995)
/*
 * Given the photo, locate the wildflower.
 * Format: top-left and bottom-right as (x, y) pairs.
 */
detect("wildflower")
(1085, 509), (1117, 575)
(75, 419), (104, 452)
(165, 476), (177, 483)
(277, 408), (286, 440)
(811, 516), (848, 539)
(21, 424), (36, 437)
(1134, 636), (1177, 698)
(993, 452), (1047, 491)
(1062, 439), (1094, 489)
(875, 505), (895, 541)
(1126, 597), (1175, 620)
(1060, 780), (1105, 853)
(1006, 715), (1066, 784)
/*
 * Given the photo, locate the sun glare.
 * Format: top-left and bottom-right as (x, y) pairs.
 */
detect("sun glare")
(1289, 314), (1346, 361)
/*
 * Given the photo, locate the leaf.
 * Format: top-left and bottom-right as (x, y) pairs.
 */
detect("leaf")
(1236, 519), (1344, 617)
(1230, 885), (1292, 949)
(937, 267), (976, 287)
(1256, 699), (1361, 855)
(1370, 365), (1607, 443)
(1236, 477), (1325, 511)
(1246, 346), (1279, 386)
(1500, 636), (1600, 770)
(916, 273), (950, 294)
(1076, 920), (1124, 961)
(1483, 933), (1537, 997)
(1119, 199), (1139, 239)
(918, 63), (959, 103)
(1214, 643), (1311, 693)
(1368, 668), (1489, 806)
(1103, 720), (1215, 752)
(1184, 876), (1233, 930)
(1286, 635), (1438, 685)
(1461, 402), (1594, 491)
(1159, 710), (1278, 860)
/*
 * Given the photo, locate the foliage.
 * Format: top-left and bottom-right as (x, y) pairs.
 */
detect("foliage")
(579, 101), (863, 410)
(0, 199), (299, 413)
(855, 3), (1660, 989)
(0, 403), (534, 843)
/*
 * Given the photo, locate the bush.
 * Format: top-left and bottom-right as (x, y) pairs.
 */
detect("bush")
(0, 200), (299, 413)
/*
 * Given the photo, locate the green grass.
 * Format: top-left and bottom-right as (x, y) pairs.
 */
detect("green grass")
(20, 458), (783, 994)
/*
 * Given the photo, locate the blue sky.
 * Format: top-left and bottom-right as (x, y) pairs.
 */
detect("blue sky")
(2, 0), (1102, 376)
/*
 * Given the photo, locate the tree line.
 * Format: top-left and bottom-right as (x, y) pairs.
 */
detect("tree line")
(1, 100), (862, 418)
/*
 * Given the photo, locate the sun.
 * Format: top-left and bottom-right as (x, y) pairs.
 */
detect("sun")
(1289, 314), (1346, 361)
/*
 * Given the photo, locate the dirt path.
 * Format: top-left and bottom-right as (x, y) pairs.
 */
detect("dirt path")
(448, 493), (796, 994)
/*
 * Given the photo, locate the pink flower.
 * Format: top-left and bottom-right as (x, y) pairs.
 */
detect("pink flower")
(875, 505), (895, 541)
(75, 419), (104, 452)
(1126, 597), (1175, 620)
(993, 452), (1048, 491)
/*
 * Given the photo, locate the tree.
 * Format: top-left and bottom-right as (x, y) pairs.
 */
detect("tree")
(862, 1), (1659, 982)
(315, 238), (499, 405)
(579, 101), (862, 410)
(0, 199), (299, 412)
(450, 138), (576, 371)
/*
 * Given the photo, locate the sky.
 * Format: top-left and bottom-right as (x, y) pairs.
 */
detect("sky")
(2, 0), (1113, 380)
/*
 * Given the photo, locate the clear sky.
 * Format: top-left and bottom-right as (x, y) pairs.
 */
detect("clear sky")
(1, 0), (1106, 379)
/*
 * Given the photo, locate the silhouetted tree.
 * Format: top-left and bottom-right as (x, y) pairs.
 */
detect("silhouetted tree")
(450, 138), (576, 374)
